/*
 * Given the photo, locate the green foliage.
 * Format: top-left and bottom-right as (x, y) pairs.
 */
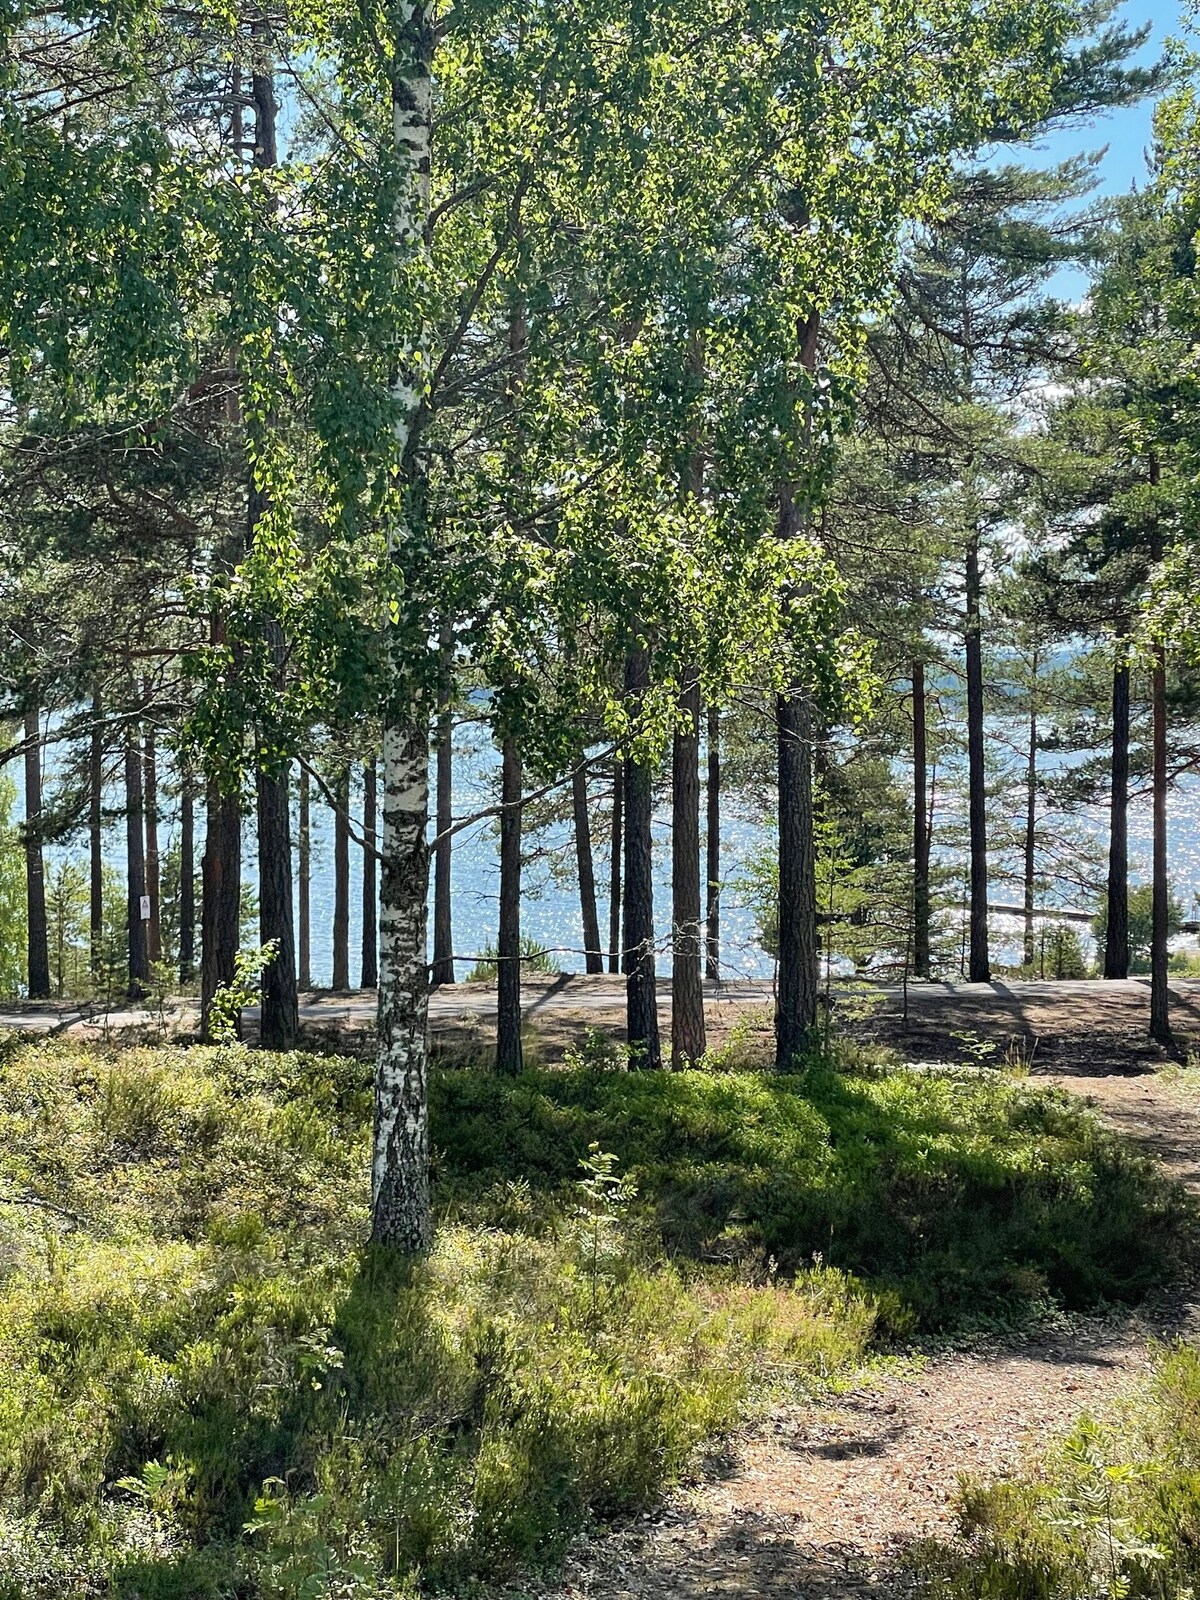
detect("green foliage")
(431, 1054), (1187, 1329)
(1039, 925), (1090, 980)
(0, 1041), (887, 1598)
(208, 941), (277, 1045)
(464, 934), (559, 983)
(909, 1342), (1200, 1600)
(1093, 883), (1185, 973)
(0, 778), (25, 998)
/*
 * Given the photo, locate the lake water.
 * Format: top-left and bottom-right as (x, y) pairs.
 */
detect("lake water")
(32, 725), (1200, 988)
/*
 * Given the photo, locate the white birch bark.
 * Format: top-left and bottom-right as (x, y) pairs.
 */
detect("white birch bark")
(371, 2), (435, 1251)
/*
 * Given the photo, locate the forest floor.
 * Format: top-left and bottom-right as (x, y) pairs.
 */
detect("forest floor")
(3, 981), (1198, 1595)
(4, 975), (1200, 1074)
(499, 1028), (1200, 1600)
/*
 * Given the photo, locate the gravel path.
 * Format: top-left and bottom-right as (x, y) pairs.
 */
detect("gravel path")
(524, 1065), (1200, 1600)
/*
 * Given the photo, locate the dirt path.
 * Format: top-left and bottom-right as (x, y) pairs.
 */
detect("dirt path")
(527, 1067), (1200, 1600)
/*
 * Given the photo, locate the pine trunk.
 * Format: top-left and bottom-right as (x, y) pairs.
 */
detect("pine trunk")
(124, 730), (148, 1000)
(672, 678), (705, 1066)
(361, 757), (378, 989)
(23, 701), (50, 1000)
(623, 647), (661, 1067)
(911, 661), (931, 981)
(776, 690), (817, 1067)
(89, 687), (104, 978)
(297, 767), (312, 990)
(1022, 657), (1038, 970)
(431, 658), (454, 985)
(143, 722), (161, 966)
(496, 737), (523, 1073)
(705, 708), (720, 982)
(179, 768), (195, 984)
(199, 781), (240, 1038)
(1151, 644), (1170, 1042)
(572, 760), (603, 974)
(1104, 659), (1130, 979)
(608, 761), (622, 974)
(332, 764), (351, 990)
(965, 530), (990, 982)
(246, 36), (296, 1046)
(257, 758), (298, 1047)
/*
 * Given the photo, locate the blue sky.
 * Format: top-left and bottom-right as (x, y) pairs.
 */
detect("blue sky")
(1028, 0), (1186, 193)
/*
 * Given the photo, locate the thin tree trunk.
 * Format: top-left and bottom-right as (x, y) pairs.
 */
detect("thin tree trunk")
(361, 757), (378, 989)
(608, 761), (622, 975)
(776, 691), (817, 1066)
(297, 767), (312, 990)
(965, 529), (990, 982)
(199, 780), (240, 1039)
(89, 686), (103, 979)
(911, 662), (931, 981)
(257, 752), (297, 1048)
(23, 700), (50, 1000)
(431, 637), (454, 985)
(371, 719), (432, 1250)
(370, 5), (434, 1250)
(496, 736), (523, 1074)
(124, 730), (148, 1000)
(705, 708), (720, 982)
(572, 759), (603, 974)
(1104, 658), (1130, 979)
(672, 678), (705, 1066)
(332, 763), (351, 990)
(246, 38), (296, 1047)
(775, 315), (822, 1066)
(143, 720), (161, 966)
(1022, 649), (1039, 970)
(623, 646), (661, 1067)
(1151, 643), (1170, 1042)
(179, 767), (195, 984)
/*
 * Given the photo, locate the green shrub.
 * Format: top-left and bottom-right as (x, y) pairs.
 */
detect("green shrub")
(909, 1342), (1200, 1600)
(464, 935), (559, 983)
(431, 1055), (1189, 1328)
(0, 1041), (886, 1598)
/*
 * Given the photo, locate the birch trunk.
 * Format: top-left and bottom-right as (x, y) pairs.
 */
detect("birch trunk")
(371, 1), (434, 1250)
(372, 720), (432, 1250)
